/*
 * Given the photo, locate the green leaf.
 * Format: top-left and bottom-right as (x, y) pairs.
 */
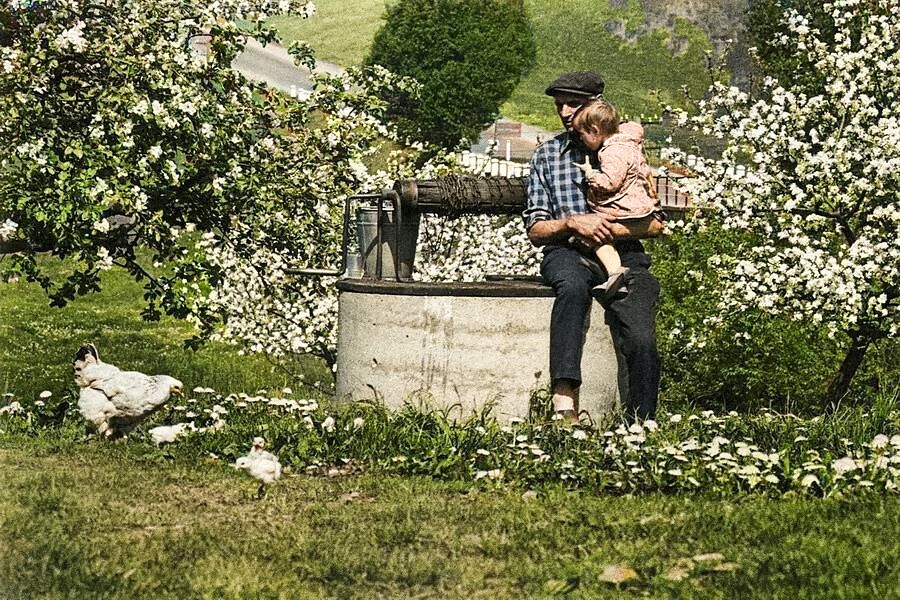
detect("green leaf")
(64, 144), (83, 159)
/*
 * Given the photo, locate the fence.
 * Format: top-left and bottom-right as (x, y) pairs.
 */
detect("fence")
(457, 151), (530, 178)
(655, 173), (691, 213)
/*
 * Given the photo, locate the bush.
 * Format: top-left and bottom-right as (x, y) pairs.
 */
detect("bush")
(651, 223), (845, 413)
(366, 0), (536, 149)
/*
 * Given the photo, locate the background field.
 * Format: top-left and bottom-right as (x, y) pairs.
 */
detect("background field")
(269, 0), (718, 131)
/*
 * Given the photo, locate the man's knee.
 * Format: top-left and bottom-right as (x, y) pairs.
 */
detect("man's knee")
(554, 275), (592, 301)
(625, 268), (660, 299)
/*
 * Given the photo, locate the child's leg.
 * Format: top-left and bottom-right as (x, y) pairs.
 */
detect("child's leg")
(594, 243), (622, 276)
(592, 244), (630, 300)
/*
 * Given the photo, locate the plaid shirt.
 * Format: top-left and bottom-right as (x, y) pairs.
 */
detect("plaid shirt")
(523, 131), (593, 231)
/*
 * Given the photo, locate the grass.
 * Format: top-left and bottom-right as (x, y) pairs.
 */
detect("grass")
(0, 258), (331, 404)
(2, 442), (898, 598)
(271, 0), (717, 132)
(2, 258), (899, 597)
(267, 0), (387, 66)
(504, 2), (716, 130)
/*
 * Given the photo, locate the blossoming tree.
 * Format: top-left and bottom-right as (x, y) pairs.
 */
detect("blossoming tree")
(0, 0), (538, 369)
(676, 0), (900, 404)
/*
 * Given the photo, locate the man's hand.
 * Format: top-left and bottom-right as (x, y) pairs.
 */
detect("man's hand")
(527, 212), (620, 247)
(572, 158), (597, 179)
(566, 212), (615, 245)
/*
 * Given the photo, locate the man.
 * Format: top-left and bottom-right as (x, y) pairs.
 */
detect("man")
(523, 71), (660, 423)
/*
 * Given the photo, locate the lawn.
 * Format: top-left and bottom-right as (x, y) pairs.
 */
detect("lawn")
(2, 263), (899, 598)
(266, 0), (386, 66)
(2, 442), (898, 598)
(0, 261), (330, 404)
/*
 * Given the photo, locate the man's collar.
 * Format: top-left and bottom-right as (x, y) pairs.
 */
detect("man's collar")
(559, 131), (585, 155)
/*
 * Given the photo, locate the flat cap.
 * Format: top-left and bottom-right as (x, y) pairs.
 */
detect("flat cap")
(544, 71), (605, 97)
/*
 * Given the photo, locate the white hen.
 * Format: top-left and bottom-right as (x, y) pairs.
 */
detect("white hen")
(73, 343), (183, 438)
(235, 437), (282, 497)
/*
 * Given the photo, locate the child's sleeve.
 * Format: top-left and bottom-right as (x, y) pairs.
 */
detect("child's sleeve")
(588, 145), (630, 194)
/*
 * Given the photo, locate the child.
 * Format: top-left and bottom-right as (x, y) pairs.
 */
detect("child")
(570, 98), (659, 301)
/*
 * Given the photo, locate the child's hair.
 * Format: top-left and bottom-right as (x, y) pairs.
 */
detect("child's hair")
(575, 98), (660, 201)
(572, 98), (619, 138)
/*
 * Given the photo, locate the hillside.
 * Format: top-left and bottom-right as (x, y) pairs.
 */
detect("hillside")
(270, 0), (751, 131)
(636, 0), (752, 85)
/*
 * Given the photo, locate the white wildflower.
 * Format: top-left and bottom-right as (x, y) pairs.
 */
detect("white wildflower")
(831, 456), (857, 475)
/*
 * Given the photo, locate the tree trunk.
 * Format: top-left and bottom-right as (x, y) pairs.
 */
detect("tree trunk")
(824, 331), (872, 408)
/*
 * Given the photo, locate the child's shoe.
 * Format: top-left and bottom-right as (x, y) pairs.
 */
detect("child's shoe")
(591, 267), (630, 302)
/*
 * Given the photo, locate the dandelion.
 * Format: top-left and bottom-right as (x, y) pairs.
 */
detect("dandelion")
(475, 469), (502, 480)
(871, 434), (889, 449)
(800, 473), (819, 487)
(832, 456), (857, 475)
(0, 401), (23, 415)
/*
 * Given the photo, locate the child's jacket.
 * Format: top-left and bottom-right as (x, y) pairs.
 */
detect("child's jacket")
(586, 121), (658, 219)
